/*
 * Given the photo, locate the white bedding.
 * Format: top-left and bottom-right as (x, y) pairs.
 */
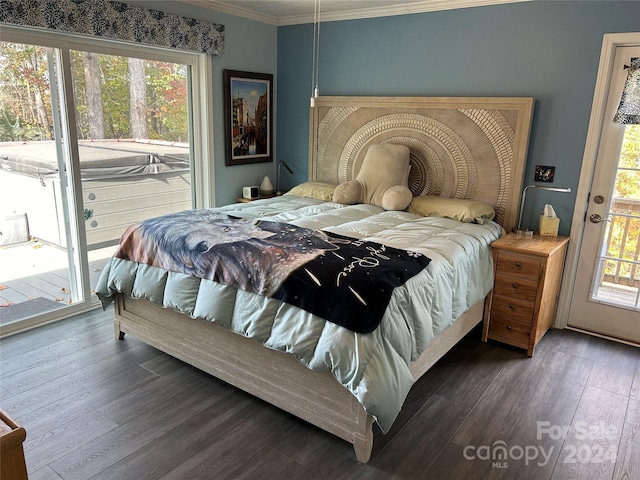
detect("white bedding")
(96, 195), (502, 433)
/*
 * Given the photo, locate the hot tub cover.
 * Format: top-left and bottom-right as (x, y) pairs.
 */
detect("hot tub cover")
(0, 139), (189, 180)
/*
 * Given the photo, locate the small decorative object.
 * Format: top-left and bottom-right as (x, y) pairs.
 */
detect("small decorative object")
(332, 144), (413, 211)
(539, 204), (560, 236)
(223, 70), (273, 166)
(260, 176), (274, 195)
(534, 165), (555, 183)
(242, 186), (259, 200)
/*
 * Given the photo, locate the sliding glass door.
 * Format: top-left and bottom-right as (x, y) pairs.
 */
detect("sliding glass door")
(0, 42), (84, 327)
(0, 29), (211, 335)
(71, 50), (193, 302)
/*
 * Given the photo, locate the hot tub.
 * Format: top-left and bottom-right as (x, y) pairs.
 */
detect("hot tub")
(0, 139), (191, 249)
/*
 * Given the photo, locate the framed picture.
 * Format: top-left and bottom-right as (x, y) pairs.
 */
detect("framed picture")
(535, 165), (555, 183)
(223, 70), (273, 166)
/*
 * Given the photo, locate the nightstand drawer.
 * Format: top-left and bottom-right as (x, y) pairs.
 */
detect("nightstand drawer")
(496, 252), (541, 280)
(487, 316), (531, 349)
(490, 295), (534, 324)
(493, 274), (539, 303)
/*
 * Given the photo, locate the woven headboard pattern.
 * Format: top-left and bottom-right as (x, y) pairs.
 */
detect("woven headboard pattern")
(308, 97), (534, 231)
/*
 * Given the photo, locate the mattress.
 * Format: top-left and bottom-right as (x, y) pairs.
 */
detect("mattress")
(96, 195), (502, 433)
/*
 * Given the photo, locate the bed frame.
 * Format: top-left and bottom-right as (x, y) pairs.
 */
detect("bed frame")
(112, 96), (534, 462)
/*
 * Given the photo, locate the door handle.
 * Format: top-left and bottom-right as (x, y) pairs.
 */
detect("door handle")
(589, 214), (611, 223)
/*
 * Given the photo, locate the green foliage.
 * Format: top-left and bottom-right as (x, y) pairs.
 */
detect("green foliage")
(613, 125), (640, 199)
(0, 109), (20, 140)
(0, 42), (52, 141)
(145, 62), (189, 142)
(98, 54), (131, 139)
(606, 125), (640, 284)
(1, 42), (189, 143)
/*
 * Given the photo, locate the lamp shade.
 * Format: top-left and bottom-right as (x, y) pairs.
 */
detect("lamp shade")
(260, 176), (274, 195)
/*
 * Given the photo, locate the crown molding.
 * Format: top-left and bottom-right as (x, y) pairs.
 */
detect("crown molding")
(181, 0), (280, 25)
(180, 0), (530, 26)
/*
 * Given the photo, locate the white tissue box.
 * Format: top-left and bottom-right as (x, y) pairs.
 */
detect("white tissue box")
(539, 215), (559, 236)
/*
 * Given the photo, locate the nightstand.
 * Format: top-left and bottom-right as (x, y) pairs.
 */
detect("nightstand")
(236, 193), (277, 203)
(482, 233), (569, 357)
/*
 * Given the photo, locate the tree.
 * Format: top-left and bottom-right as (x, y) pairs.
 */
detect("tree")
(613, 125), (640, 199)
(607, 125), (640, 284)
(0, 42), (52, 141)
(1, 43), (189, 144)
(146, 62), (189, 142)
(128, 57), (148, 139)
(81, 51), (105, 139)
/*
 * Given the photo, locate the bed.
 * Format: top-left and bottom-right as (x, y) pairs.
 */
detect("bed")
(96, 96), (534, 462)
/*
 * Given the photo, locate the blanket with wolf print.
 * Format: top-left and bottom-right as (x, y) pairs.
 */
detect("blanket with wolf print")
(114, 209), (431, 333)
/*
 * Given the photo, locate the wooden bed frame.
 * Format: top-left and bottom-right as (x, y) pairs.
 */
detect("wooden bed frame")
(112, 96), (534, 462)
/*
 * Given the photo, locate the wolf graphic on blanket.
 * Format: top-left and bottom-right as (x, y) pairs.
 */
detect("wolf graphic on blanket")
(115, 210), (431, 333)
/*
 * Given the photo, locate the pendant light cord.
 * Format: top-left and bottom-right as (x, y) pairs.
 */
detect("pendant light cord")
(311, 0), (321, 105)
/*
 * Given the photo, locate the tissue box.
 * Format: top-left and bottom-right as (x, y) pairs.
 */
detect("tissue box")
(539, 215), (559, 236)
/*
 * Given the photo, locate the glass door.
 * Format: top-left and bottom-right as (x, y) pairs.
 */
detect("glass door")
(568, 46), (640, 343)
(0, 36), (196, 335)
(0, 42), (84, 330)
(591, 124), (640, 309)
(69, 50), (192, 296)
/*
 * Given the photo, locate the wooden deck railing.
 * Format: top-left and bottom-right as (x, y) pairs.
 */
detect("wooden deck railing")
(601, 198), (640, 288)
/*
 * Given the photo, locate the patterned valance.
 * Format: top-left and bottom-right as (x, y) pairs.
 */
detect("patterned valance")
(613, 57), (639, 125)
(0, 0), (224, 55)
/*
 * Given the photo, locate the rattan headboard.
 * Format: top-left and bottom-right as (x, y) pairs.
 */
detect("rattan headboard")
(308, 96), (534, 232)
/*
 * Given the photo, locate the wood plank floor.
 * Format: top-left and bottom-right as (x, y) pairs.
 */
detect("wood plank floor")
(0, 308), (638, 480)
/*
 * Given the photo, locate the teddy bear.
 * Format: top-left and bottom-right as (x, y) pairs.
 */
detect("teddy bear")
(332, 143), (413, 211)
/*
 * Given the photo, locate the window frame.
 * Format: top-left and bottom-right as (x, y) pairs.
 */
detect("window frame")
(0, 25), (214, 334)
(0, 24), (215, 208)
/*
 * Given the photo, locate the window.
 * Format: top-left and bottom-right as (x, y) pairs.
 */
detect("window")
(0, 26), (213, 334)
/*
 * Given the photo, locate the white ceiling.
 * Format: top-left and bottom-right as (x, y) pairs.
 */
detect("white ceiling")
(179, 0), (529, 25)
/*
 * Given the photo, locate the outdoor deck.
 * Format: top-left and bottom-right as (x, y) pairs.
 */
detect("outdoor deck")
(0, 240), (115, 325)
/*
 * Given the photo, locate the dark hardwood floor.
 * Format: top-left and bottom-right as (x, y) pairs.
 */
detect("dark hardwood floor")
(0, 308), (638, 479)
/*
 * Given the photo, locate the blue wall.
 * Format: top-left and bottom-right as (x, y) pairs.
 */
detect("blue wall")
(277, 1), (640, 235)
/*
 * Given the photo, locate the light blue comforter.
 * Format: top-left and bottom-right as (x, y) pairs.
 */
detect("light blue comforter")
(96, 196), (502, 433)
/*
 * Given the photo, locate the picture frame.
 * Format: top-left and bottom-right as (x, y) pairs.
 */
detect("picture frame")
(223, 70), (273, 166)
(535, 165), (556, 183)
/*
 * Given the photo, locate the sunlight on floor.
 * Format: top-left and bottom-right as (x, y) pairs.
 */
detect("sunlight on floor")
(0, 240), (116, 282)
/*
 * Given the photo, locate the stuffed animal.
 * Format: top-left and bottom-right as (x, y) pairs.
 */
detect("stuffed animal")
(332, 143), (413, 211)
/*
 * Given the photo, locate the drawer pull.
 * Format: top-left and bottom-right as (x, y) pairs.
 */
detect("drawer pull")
(514, 262), (521, 267)
(509, 304), (516, 309)
(506, 325), (512, 330)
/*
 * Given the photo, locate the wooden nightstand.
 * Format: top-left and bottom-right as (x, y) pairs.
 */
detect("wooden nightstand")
(236, 193), (277, 203)
(482, 233), (569, 357)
